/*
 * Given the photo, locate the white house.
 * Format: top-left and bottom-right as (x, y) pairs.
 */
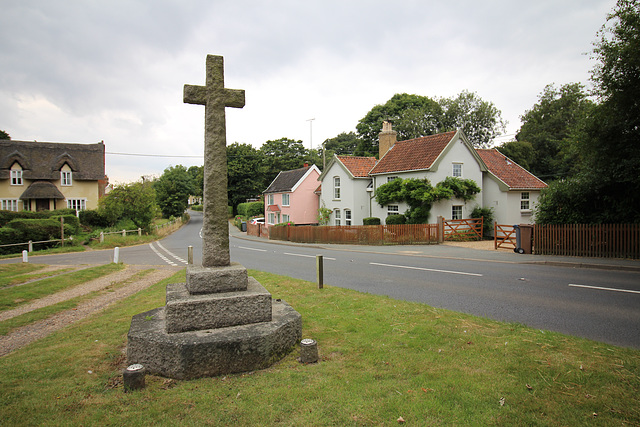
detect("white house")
(317, 155), (377, 225)
(477, 148), (547, 225)
(318, 121), (547, 226)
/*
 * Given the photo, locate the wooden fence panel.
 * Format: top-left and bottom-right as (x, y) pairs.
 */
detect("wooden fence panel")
(268, 224), (439, 245)
(533, 223), (640, 259)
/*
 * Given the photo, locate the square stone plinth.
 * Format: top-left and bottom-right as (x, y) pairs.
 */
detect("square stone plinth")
(165, 277), (272, 333)
(186, 262), (248, 294)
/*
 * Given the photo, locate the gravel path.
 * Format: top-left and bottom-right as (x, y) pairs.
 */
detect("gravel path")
(0, 265), (181, 357)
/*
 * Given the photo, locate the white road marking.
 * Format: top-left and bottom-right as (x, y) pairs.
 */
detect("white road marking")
(149, 243), (178, 266)
(238, 246), (267, 252)
(370, 262), (483, 277)
(284, 252), (336, 261)
(569, 284), (640, 295)
(156, 241), (188, 264)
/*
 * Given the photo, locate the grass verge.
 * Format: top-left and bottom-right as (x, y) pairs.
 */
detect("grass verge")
(0, 263), (124, 312)
(0, 269), (638, 425)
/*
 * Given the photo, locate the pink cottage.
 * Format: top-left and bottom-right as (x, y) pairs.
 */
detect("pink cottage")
(263, 164), (321, 228)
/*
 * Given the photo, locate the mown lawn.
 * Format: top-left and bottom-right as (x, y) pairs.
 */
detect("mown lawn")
(0, 268), (638, 425)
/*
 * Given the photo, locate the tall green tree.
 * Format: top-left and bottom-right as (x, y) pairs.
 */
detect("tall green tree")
(535, 0), (640, 223)
(259, 138), (308, 184)
(227, 142), (264, 209)
(98, 181), (157, 230)
(355, 91), (505, 155)
(440, 90), (506, 148)
(154, 165), (196, 218)
(495, 140), (535, 171)
(516, 83), (594, 180)
(187, 165), (204, 198)
(0, 130), (10, 140)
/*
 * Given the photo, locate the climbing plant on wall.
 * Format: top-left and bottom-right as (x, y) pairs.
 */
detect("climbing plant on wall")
(375, 177), (481, 224)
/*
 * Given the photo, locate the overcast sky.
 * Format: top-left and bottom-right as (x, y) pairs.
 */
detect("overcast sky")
(1, 0), (615, 183)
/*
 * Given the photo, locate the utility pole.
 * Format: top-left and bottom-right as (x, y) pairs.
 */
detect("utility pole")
(306, 118), (315, 150)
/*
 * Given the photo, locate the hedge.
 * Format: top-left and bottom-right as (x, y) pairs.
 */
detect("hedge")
(385, 214), (406, 225)
(363, 217), (381, 225)
(5, 218), (64, 242)
(79, 209), (110, 228)
(0, 209), (76, 227)
(237, 201), (264, 218)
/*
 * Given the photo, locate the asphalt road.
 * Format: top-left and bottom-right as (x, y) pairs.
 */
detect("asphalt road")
(5, 210), (639, 349)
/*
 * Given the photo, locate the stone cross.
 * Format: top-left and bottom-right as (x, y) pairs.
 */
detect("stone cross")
(184, 55), (245, 267)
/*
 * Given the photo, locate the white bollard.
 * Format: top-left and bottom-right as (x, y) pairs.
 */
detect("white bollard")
(114, 246), (120, 264)
(22, 250), (28, 263)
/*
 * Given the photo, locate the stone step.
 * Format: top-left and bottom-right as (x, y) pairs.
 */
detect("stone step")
(165, 277), (272, 333)
(186, 262), (248, 294)
(128, 299), (302, 380)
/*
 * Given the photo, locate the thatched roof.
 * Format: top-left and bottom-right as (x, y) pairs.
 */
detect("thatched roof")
(0, 140), (105, 181)
(19, 181), (65, 200)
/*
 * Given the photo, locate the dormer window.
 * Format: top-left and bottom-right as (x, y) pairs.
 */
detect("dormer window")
(10, 169), (23, 186)
(61, 170), (72, 186)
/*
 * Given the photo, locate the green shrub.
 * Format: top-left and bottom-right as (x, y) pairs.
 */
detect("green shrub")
(470, 205), (494, 237)
(385, 214), (406, 225)
(228, 206), (233, 218)
(50, 215), (80, 234)
(5, 219), (62, 251)
(0, 227), (23, 255)
(190, 205), (203, 212)
(79, 209), (110, 228)
(363, 217), (381, 225)
(237, 201), (264, 218)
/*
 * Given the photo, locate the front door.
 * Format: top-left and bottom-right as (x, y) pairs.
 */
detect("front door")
(36, 199), (50, 211)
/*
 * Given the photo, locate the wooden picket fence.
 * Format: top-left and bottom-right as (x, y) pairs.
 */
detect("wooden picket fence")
(268, 224), (440, 245)
(533, 223), (640, 259)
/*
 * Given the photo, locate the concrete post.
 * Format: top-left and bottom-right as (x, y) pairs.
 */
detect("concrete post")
(122, 364), (146, 392)
(28, 240), (33, 252)
(138, 228), (142, 236)
(100, 232), (104, 243)
(114, 247), (120, 264)
(188, 246), (193, 265)
(22, 250), (28, 263)
(300, 338), (319, 363)
(122, 229), (126, 237)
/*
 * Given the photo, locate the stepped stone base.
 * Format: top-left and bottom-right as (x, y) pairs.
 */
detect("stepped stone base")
(165, 278), (272, 333)
(186, 262), (248, 294)
(127, 299), (302, 380)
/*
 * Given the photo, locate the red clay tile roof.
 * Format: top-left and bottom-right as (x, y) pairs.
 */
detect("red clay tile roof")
(369, 131), (457, 175)
(337, 155), (377, 177)
(477, 149), (547, 189)
(267, 204), (281, 212)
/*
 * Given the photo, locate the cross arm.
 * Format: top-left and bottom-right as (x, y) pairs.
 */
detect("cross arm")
(184, 84), (206, 105)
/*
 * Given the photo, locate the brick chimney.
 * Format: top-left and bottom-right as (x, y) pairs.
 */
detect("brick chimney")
(378, 120), (397, 159)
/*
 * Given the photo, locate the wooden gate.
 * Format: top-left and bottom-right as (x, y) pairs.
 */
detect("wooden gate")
(443, 218), (483, 241)
(494, 223), (516, 250)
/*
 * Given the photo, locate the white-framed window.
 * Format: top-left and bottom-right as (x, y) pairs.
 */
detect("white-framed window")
(61, 170), (72, 186)
(67, 198), (86, 212)
(387, 176), (399, 183)
(268, 212), (276, 225)
(334, 209), (341, 225)
(10, 170), (23, 186)
(333, 176), (341, 200)
(267, 194), (274, 205)
(345, 209), (352, 225)
(521, 192), (530, 211)
(388, 205), (399, 216)
(282, 214), (290, 223)
(282, 193), (290, 206)
(1, 199), (19, 211)
(452, 205), (463, 220)
(452, 163), (463, 178)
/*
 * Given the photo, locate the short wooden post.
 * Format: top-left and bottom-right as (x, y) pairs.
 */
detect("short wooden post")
(122, 229), (126, 237)
(60, 216), (65, 247)
(138, 228), (142, 236)
(188, 246), (193, 265)
(28, 240), (33, 252)
(316, 255), (323, 289)
(100, 232), (104, 243)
